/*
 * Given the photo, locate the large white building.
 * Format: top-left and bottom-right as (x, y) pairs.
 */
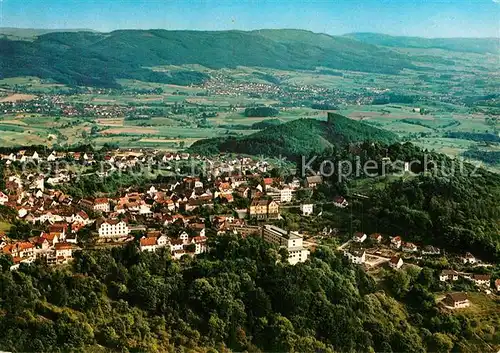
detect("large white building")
(262, 225), (309, 265)
(97, 219), (130, 237)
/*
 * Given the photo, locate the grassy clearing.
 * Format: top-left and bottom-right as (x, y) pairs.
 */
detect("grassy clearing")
(0, 221), (12, 235)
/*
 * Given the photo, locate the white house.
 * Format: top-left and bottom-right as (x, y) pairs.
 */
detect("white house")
(344, 249), (366, 264)
(0, 191), (8, 205)
(93, 198), (110, 213)
(280, 188), (293, 203)
(333, 196), (348, 208)
(439, 269), (459, 282)
(389, 256), (404, 269)
(473, 274), (490, 287)
(402, 242), (418, 253)
(461, 252), (477, 264)
(140, 237), (158, 252)
(353, 232), (367, 243)
(179, 231), (190, 245)
(390, 236), (402, 249)
(54, 242), (73, 263)
(444, 292), (469, 309)
(300, 203), (314, 216)
(191, 236), (208, 255)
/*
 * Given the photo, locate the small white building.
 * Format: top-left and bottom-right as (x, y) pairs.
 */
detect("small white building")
(461, 252), (477, 264)
(353, 232), (367, 243)
(300, 204), (314, 216)
(473, 274), (490, 287)
(280, 188), (293, 203)
(0, 191), (8, 205)
(440, 270), (459, 282)
(344, 249), (366, 264)
(389, 256), (404, 270)
(444, 292), (469, 309)
(333, 196), (348, 208)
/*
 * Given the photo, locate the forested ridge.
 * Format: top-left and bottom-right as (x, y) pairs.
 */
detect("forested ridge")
(0, 29), (415, 87)
(0, 235), (492, 353)
(189, 114), (398, 158)
(303, 141), (500, 262)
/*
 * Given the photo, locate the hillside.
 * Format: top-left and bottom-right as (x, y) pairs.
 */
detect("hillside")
(0, 29), (416, 87)
(0, 27), (97, 40)
(189, 113), (399, 158)
(345, 32), (500, 54)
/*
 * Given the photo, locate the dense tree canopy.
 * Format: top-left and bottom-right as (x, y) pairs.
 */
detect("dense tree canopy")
(0, 235), (491, 352)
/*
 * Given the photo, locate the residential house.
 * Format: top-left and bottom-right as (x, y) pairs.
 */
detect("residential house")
(140, 237), (159, 252)
(440, 269), (459, 282)
(263, 178), (275, 190)
(172, 249), (187, 260)
(344, 249), (366, 264)
(170, 239), (184, 252)
(461, 252), (477, 264)
(389, 256), (404, 270)
(94, 198), (110, 213)
(179, 231), (190, 244)
(444, 292), (469, 309)
(249, 199), (279, 220)
(402, 242), (418, 253)
(390, 236), (402, 249)
(54, 242), (73, 264)
(300, 204), (314, 216)
(333, 196), (348, 208)
(279, 187), (293, 203)
(306, 175), (323, 188)
(48, 223), (68, 241)
(353, 232), (367, 243)
(190, 236), (208, 255)
(473, 274), (491, 287)
(2, 242), (35, 261)
(369, 233), (383, 243)
(0, 191), (8, 205)
(421, 245), (441, 255)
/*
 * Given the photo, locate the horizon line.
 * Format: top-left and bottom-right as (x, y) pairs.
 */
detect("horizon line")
(1, 26), (498, 40)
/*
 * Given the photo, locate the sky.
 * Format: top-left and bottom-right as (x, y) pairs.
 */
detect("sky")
(0, 0), (499, 38)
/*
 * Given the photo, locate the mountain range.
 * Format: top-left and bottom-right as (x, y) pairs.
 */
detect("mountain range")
(0, 28), (497, 88)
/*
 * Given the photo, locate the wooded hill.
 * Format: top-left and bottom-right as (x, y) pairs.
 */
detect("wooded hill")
(189, 113), (399, 158)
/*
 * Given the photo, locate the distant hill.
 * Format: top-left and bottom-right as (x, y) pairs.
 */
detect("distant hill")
(0, 29), (416, 87)
(189, 113), (398, 158)
(0, 27), (97, 40)
(345, 32), (499, 54)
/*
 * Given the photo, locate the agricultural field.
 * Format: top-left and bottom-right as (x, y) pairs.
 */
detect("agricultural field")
(0, 52), (497, 170)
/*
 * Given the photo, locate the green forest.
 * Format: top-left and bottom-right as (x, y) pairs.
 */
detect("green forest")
(190, 113), (398, 159)
(1, 235), (495, 353)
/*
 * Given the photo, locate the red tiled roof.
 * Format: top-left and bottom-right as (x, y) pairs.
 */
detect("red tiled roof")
(55, 242), (72, 250)
(140, 237), (158, 246)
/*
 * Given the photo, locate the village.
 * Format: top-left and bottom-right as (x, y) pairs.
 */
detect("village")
(0, 147), (499, 312)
